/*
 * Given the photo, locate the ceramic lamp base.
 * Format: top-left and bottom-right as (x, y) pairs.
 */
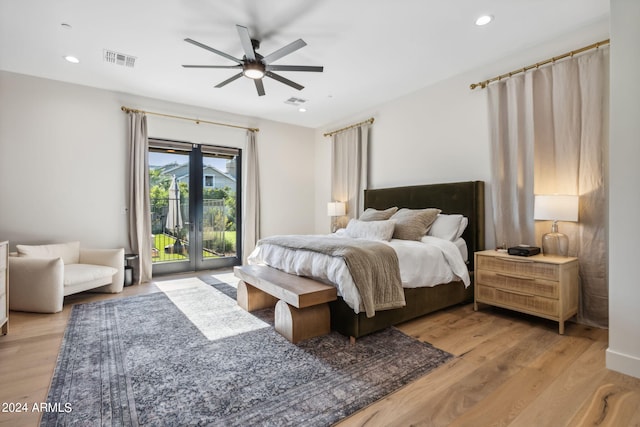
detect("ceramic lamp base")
(542, 232), (569, 256)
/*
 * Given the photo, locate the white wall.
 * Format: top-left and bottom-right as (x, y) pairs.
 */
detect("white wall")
(607, 0), (640, 379)
(314, 20), (609, 246)
(0, 71), (316, 253)
(313, 72), (492, 238)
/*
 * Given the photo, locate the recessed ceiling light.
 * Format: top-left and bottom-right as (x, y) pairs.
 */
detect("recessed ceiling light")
(475, 15), (494, 26)
(298, 108), (307, 113)
(64, 55), (80, 64)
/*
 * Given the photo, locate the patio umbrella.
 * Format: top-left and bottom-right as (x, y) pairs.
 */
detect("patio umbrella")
(165, 175), (183, 235)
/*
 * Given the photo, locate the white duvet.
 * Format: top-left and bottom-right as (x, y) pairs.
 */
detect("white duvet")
(247, 233), (470, 314)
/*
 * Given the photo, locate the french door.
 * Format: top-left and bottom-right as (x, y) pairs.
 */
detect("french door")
(149, 139), (242, 275)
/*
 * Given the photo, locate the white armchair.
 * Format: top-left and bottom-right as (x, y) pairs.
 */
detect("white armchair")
(9, 241), (125, 313)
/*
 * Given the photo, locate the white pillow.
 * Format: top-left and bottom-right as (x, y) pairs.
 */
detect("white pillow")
(345, 219), (395, 241)
(427, 214), (468, 241)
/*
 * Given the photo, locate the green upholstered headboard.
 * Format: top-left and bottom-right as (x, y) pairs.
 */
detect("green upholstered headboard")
(364, 181), (485, 270)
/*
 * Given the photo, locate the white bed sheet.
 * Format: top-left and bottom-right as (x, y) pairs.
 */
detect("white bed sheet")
(247, 234), (470, 314)
(454, 237), (468, 263)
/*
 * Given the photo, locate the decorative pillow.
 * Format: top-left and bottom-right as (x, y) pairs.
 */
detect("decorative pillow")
(359, 207), (398, 221)
(16, 241), (81, 265)
(345, 219), (396, 241)
(390, 208), (441, 241)
(428, 214), (467, 241)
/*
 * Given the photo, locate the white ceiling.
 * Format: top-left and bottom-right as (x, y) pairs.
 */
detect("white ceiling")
(0, 0), (609, 128)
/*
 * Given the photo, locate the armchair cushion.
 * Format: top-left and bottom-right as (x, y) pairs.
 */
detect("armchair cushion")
(16, 241), (80, 264)
(64, 264), (118, 287)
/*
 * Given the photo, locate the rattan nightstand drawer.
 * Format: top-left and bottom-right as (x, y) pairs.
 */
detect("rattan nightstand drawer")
(476, 255), (559, 281)
(477, 285), (558, 317)
(474, 250), (578, 334)
(476, 270), (558, 298)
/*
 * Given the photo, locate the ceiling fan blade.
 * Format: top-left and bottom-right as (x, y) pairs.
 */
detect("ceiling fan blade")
(262, 39), (307, 64)
(236, 25), (256, 61)
(267, 65), (323, 72)
(215, 72), (244, 88)
(266, 71), (304, 91)
(184, 38), (243, 64)
(182, 65), (242, 69)
(254, 79), (266, 96)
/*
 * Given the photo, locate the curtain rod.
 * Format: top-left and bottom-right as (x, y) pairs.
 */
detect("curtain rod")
(469, 38), (610, 90)
(324, 117), (375, 137)
(120, 106), (259, 132)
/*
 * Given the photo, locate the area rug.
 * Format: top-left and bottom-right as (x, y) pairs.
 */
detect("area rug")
(42, 274), (453, 426)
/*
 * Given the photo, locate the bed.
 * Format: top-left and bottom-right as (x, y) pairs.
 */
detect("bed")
(250, 181), (485, 339)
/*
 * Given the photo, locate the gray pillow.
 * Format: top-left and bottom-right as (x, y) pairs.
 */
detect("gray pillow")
(390, 208), (441, 241)
(359, 207), (398, 221)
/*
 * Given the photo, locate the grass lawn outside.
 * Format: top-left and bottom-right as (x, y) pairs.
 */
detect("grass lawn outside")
(152, 232), (236, 263)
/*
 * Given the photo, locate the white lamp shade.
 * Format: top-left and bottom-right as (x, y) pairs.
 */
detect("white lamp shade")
(534, 195), (579, 222)
(327, 202), (346, 217)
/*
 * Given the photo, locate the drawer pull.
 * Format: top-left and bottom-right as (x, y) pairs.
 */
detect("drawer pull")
(495, 273), (534, 281)
(497, 257), (534, 264)
(498, 288), (535, 298)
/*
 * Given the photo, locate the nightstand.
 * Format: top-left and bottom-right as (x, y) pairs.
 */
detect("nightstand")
(474, 250), (579, 334)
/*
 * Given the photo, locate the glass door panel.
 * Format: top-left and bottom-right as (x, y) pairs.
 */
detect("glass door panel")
(149, 147), (193, 275)
(149, 141), (241, 275)
(196, 149), (241, 270)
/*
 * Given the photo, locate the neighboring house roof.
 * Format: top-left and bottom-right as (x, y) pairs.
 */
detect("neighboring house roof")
(150, 163), (236, 185)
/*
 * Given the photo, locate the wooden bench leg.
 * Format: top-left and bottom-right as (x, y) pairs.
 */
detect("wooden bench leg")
(275, 300), (330, 344)
(237, 280), (279, 312)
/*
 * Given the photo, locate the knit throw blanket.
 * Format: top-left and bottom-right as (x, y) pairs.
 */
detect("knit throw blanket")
(258, 235), (405, 317)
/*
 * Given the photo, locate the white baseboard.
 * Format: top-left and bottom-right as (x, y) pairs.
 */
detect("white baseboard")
(606, 348), (640, 379)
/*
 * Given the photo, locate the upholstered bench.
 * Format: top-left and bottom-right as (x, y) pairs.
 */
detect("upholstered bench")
(234, 265), (337, 343)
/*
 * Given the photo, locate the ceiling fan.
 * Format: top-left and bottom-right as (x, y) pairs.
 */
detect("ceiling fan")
(182, 25), (323, 96)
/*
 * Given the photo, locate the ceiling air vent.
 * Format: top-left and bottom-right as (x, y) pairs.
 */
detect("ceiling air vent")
(103, 49), (136, 68)
(284, 97), (307, 106)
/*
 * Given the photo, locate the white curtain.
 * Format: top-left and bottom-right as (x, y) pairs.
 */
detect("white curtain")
(127, 112), (152, 283)
(488, 48), (608, 327)
(242, 130), (260, 264)
(331, 124), (370, 227)
(488, 74), (536, 248)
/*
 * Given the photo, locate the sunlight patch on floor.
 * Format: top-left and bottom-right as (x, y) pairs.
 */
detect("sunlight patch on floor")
(208, 271), (239, 288)
(155, 277), (268, 341)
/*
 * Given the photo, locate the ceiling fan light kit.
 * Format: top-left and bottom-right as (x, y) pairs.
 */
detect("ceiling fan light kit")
(183, 24), (323, 96)
(243, 62), (265, 79)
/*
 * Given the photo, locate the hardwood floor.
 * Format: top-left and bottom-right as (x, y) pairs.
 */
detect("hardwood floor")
(1, 273), (639, 427)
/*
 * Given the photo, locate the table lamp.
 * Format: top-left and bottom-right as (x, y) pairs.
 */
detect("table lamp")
(534, 194), (579, 256)
(327, 202), (346, 232)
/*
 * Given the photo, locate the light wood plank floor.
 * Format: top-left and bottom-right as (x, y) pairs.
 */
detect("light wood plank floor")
(1, 272), (639, 427)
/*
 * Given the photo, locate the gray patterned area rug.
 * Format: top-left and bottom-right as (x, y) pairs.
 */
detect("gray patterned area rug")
(42, 274), (452, 426)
